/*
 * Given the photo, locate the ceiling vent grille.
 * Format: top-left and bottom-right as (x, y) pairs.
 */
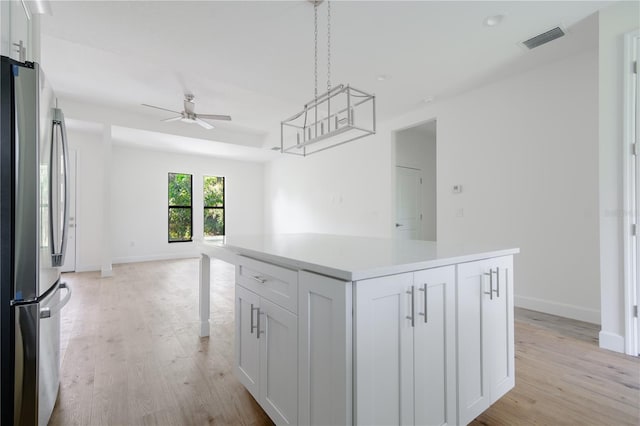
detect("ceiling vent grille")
(522, 27), (565, 50)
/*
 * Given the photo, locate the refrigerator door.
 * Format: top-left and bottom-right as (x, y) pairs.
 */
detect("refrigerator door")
(38, 281), (71, 426)
(12, 61), (41, 302)
(12, 301), (39, 426)
(38, 66), (60, 295)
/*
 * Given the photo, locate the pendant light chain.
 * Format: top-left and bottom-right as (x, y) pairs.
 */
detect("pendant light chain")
(327, 0), (331, 93)
(314, 1), (318, 101)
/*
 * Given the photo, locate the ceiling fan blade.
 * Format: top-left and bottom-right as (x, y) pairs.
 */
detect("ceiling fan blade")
(195, 118), (214, 130)
(161, 116), (182, 122)
(141, 103), (181, 114)
(197, 114), (232, 121)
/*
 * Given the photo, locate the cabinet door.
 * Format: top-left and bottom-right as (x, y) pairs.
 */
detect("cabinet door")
(259, 298), (298, 425)
(234, 285), (260, 399)
(414, 266), (456, 426)
(298, 271), (352, 426)
(486, 256), (515, 403)
(355, 273), (414, 426)
(456, 260), (492, 425)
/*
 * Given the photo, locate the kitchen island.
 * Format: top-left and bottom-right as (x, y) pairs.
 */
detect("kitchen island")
(199, 234), (519, 426)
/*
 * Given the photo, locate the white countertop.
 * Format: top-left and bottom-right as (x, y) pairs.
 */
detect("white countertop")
(200, 234), (519, 281)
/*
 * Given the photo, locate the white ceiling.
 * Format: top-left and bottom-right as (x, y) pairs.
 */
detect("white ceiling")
(40, 1), (608, 160)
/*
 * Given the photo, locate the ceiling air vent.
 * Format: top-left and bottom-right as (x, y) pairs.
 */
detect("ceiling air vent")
(521, 27), (565, 50)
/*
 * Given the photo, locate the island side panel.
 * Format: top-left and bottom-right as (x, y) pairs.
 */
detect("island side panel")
(298, 271), (353, 426)
(199, 253), (211, 337)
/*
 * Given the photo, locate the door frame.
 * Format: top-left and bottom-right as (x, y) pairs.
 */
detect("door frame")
(622, 30), (639, 356)
(391, 117), (437, 237)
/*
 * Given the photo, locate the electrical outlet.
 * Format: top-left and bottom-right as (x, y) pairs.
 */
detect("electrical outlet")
(456, 208), (464, 217)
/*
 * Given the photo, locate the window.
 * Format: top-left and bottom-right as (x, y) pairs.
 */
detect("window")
(203, 176), (225, 238)
(168, 173), (192, 242)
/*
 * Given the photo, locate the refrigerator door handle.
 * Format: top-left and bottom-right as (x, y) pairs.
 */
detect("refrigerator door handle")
(50, 108), (69, 267)
(39, 282), (71, 319)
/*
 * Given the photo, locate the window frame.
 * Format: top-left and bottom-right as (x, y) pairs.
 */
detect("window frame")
(168, 172), (193, 243)
(203, 175), (225, 239)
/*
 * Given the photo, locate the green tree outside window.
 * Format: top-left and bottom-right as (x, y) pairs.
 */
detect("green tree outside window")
(204, 176), (225, 238)
(168, 173), (192, 242)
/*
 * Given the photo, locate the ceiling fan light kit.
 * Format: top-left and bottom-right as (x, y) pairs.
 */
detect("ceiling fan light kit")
(281, 0), (376, 156)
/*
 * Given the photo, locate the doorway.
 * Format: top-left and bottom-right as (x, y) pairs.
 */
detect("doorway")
(61, 150), (77, 273)
(394, 120), (437, 241)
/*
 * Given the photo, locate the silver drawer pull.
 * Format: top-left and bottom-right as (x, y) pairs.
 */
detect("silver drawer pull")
(418, 284), (428, 323)
(250, 275), (267, 284)
(406, 286), (415, 327)
(250, 303), (258, 334)
(483, 271), (493, 300)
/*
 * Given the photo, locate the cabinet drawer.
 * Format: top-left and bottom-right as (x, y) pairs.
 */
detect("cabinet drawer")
(236, 256), (298, 314)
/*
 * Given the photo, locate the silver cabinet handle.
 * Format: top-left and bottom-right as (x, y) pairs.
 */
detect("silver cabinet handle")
(483, 271), (493, 300)
(256, 309), (262, 339)
(418, 284), (428, 323)
(250, 303), (258, 334)
(494, 267), (500, 298)
(406, 286), (415, 327)
(251, 275), (267, 284)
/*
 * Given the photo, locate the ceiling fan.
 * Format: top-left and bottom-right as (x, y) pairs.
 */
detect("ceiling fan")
(142, 94), (231, 130)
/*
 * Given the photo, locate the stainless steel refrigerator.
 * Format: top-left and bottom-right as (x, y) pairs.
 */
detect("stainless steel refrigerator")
(0, 56), (72, 425)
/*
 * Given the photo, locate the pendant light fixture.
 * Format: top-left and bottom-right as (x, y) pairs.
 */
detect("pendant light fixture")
(280, 0), (376, 156)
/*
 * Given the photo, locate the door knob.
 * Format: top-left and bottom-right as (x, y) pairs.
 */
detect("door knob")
(395, 223), (402, 227)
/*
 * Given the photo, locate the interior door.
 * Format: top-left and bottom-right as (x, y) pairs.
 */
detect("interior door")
(395, 166), (422, 240)
(61, 150), (76, 273)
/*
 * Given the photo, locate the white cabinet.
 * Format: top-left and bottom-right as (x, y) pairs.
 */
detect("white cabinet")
(414, 267), (457, 426)
(457, 256), (515, 425)
(0, 0), (32, 61)
(355, 266), (456, 426)
(298, 271), (352, 426)
(234, 259), (298, 426)
(234, 285), (260, 397)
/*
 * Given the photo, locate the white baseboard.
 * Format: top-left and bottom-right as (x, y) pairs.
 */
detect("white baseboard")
(515, 295), (600, 324)
(598, 331), (625, 353)
(73, 264), (101, 273)
(112, 252), (199, 265)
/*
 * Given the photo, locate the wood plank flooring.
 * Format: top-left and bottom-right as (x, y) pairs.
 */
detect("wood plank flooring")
(50, 259), (639, 426)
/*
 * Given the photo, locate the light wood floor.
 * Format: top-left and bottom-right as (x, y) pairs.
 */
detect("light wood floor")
(50, 259), (639, 426)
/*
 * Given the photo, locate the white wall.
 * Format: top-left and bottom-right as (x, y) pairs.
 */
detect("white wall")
(396, 124), (437, 240)
(265, 48), (600, 324)
(598, 1), (640, 352)
(110, 145), (264, 263)
(67, 126), (264, 270)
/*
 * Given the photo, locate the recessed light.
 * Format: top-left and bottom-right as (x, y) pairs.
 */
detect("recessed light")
(377, 75), (390, 81)
(484, 14), (505, 27)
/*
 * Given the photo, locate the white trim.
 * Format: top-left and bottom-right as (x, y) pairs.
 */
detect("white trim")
(72, 264), (101, 273)
(622, 30), (640, 356)
(515, 295), (600, 324)
(598, 330), (625, 353)
(112, 252), (199, 265)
